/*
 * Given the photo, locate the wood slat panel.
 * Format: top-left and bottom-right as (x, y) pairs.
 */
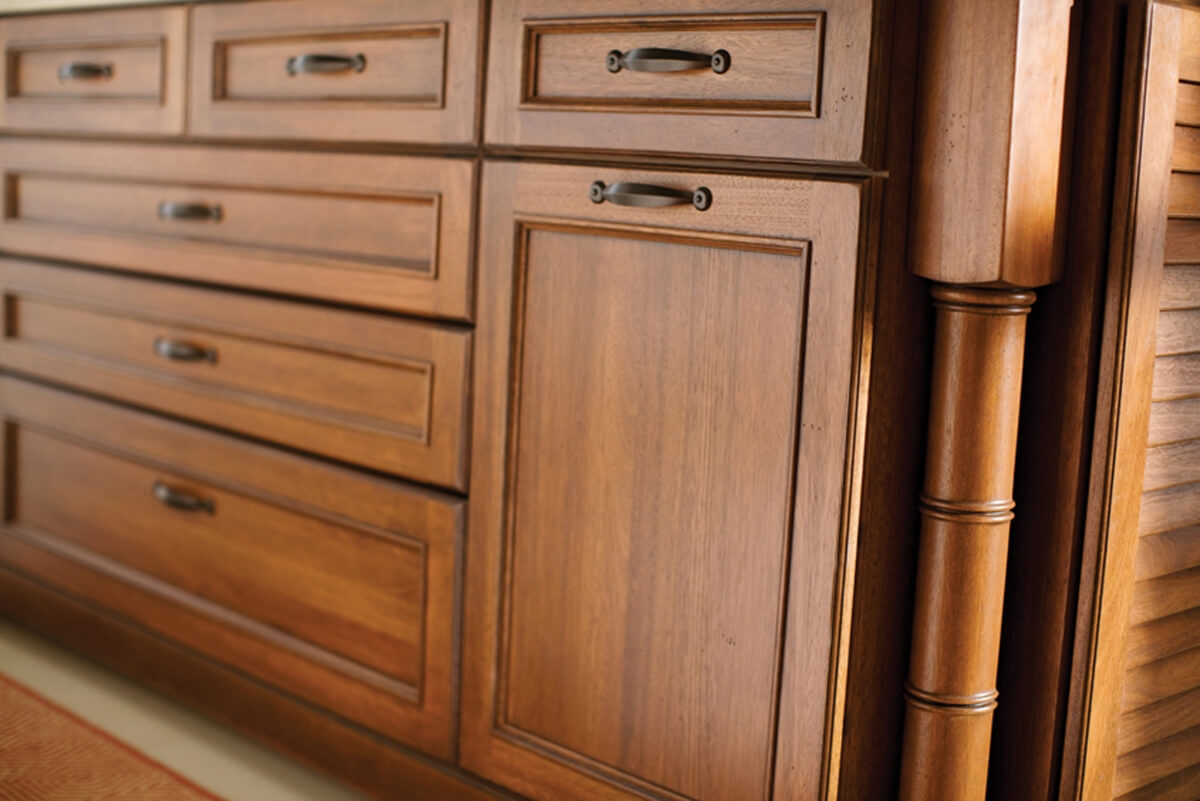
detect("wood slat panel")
(1177, 83), (1200, 127)
(1116, 762), (1200, 801)
(1140, 484), (1200, 535)
(1121, 646), (1200, 709)
(1157, 308), (1200, 353)
(1159, 265), (1200, 309)
(1168, 170), (1200, 216)
(1165, 218), (1200, 263)
(1125, 607), (1200, 669)
(1152, 353), (1200, 400)
(1117, 685), (1200, 754)
(1136, 526), (1200, 580)
(1113, 724), (1200, 796)
(1128, 567), (1200, 625)
(1144, 441), (1200, 491)
(1173, 126), (1200, 171)
(1148, 397), (1200, 445)
(1180, 9), (1200, 82)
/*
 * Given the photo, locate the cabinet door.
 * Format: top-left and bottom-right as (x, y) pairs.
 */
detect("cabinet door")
(463, 162), (869, 801)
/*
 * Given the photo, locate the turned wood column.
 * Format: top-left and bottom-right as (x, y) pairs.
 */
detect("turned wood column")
(899, 286), (1034, 799)
(899, 0), (1072, 798)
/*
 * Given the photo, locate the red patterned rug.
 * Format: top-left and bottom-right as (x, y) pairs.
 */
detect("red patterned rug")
(0, 673), (224, 800)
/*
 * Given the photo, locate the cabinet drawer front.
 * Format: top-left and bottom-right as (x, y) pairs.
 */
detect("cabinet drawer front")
(0, 140), (475, 319)
(463, 163), (868, 801)
(0, 377), (461, 759)
(0, 8), (186, 135)
(486, 1), (874, 163)
(191, 0), (481, 144)
(527, 15), (820, 112)
(0, 259), (469, 489)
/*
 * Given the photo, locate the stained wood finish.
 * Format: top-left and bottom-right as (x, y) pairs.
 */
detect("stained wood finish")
(189, 0), (482, 144)
(897, 286), (1035, 801)
(462, 162), (868, 801)
(0, 139), (475, 319)
(0, 258), (470, 489)
(1107, 16), (1200, 785)
(0, 377), (462, 760)
(0, 6), (186, 134)
(990, 3), (1126, 799)
(909, 0), (1073, 286)
(485, 0), (878, 164)
(1069, 4), (1192, 800)
(835, 0), (928, 796)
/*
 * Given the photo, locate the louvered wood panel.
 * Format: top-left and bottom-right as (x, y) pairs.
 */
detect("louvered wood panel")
(1135, 527), (1200, 579)
(1176, 83), (1200, 127)
(1117, 685), (1200, 753)
(1113, 37), (1200, 795)
(1156, 308), (1200, 353)
(1115, 763), (1200, 801)
(1120, 646), (1200, 708)
(1113, 726), (1200, 797)
(1159, 265), (1200, 309)
(1147, 395), (1200, 445)
(1124, 607), (1200, 668)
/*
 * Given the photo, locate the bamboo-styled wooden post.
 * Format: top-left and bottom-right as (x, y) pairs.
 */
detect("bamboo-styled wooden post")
(899, 0), (1074, 798)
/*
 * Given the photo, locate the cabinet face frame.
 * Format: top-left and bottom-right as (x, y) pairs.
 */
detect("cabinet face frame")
(462, 161), (873, 801)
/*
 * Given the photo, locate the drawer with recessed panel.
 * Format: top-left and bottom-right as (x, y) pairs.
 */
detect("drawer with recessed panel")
(0, 375), (461, 759)
(0, 6), (187, 135)
(486, 0), (876, 164)
(0, 139), (475, 320)
(189, 0), (482, 144)
(0, 258), (470, 490)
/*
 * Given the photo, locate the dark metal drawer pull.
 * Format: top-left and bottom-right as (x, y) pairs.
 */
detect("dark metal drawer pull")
(158, 202), (222, 222)
(58, 61), (113, 80)
(153, 481), (215, 515)
(286, 53), (367, 75)
(154, 337), (217, 364)
(589, 181), (712, 211)
(606, 47), (730, 74)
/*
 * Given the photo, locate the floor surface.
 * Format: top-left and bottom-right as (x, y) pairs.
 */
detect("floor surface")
(0, 618), (372, 801)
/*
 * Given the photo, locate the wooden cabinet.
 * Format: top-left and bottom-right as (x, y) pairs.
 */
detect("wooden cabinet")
(0, 7), (187, 135)
(485, 0), (877, 163)
(0, 258), (471, 489)
(0, 376), (462, 759)
(189, 0), (483, 144)
(462, 162), (869, 801)
(0, 3), (923, 801)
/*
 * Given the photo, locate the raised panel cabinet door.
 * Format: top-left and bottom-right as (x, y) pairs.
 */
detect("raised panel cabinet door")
(463, 162), (871, 801)
(189, 0), (483, 144)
